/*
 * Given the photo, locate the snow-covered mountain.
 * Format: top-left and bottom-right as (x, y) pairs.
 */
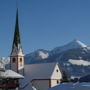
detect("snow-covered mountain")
(25, 40), (87, 64)
(25, 40), (90, 77)
(25, 49), (50, 64)
(51, 40), (87, 54)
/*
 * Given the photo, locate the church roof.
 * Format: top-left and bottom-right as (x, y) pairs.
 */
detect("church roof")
(20, 62), (61, 86)
(11, 9), (24, 56)
(25, 63), (57, 79)
(13, 9), (21, 48)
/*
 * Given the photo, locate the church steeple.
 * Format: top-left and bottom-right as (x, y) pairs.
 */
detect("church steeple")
(13, 9), (21, 48)
(10, 9), (24, 75)
(11, 9), (23, 56)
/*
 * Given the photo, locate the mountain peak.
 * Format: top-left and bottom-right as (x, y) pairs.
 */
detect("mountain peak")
(71, 40), (87, 48)
(51, 40), (87, 54)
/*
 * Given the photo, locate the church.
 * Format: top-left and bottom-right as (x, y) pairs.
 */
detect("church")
(0, 9), (63, 90)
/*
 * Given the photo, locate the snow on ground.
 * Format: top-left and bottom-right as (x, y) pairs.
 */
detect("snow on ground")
(68, 59), (90, 66)
(48, 83), (74, 90)
(48, 83), (90, 90)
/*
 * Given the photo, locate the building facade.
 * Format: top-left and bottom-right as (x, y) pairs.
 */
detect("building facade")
(23, 63), (62, 90)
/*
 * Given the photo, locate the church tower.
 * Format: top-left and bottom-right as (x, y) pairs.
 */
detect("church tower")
(10, 10), (24, 75)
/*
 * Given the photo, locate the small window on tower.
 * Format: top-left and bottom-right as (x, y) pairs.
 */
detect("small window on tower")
(13, 58), (16, 63)
(20, 58), (22, 66)
(20, 58), (22, 62)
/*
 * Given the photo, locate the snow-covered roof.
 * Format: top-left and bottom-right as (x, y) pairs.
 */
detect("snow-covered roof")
(0, 70), (24, 79)
(25, 62), (58, 79)
(11, 44), (24, 56)
(20, 62), (60, 86)
(22, 83), (37, 90)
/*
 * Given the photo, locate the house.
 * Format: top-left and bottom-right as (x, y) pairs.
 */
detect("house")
(20, 62), (62, 90)
(0, 66), (24, 89)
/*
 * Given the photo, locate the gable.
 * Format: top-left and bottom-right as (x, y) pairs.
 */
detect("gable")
(51, 64), (62, 79)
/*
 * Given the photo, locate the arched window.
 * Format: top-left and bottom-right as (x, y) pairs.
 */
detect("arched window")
(12, 58), (16, 63)
(56, 69), (59, 72)
(57, 80), (59, 84)
(20, 58), (22, 62)
(20, 58), (22, 66)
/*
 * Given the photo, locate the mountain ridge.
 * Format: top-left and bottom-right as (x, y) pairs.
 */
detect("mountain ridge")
(25, 40), (90, 77)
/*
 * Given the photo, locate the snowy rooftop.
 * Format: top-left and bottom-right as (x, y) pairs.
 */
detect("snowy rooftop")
(25, 62), (58, 79)
(20, 62), (59, 86)
(0, 70), (24, 79)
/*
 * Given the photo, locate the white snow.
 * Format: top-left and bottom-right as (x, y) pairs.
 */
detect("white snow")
(0, 62), (4, 69)
(32, 86), (37, 90)
(48, 83), (90, 90)
(52, 40), (87, 54)
(74, 40), (87, 47)
(38, 51), (49, 59)
(4, 70), (24, 78)
(48, 83), (73, 90)
(0, 57), (10, 67)
(68, 59), (90, 66)
(0, 70), (24, 79)
(71, 76), (80, 79)
(11, 44), (24, 56)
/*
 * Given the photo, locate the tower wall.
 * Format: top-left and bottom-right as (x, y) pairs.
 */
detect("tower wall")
(10, 56), (24, 75)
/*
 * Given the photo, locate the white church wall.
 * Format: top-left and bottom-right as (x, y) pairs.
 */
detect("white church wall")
(18, 56), (24, 70)
(51, 64), (62, 79)
(51, 79), (60, 87)
(50, 64), (62, 87)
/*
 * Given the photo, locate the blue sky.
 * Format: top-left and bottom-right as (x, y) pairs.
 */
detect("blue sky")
(0, 0), (90, 57)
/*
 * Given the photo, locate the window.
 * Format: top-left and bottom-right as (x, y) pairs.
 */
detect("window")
(56, 69), (59, 72)
(20, 58), (22, 62)
(12, 58), (16, 63)
(57, 80), (59, 84)
(20, 58), (22, 66)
